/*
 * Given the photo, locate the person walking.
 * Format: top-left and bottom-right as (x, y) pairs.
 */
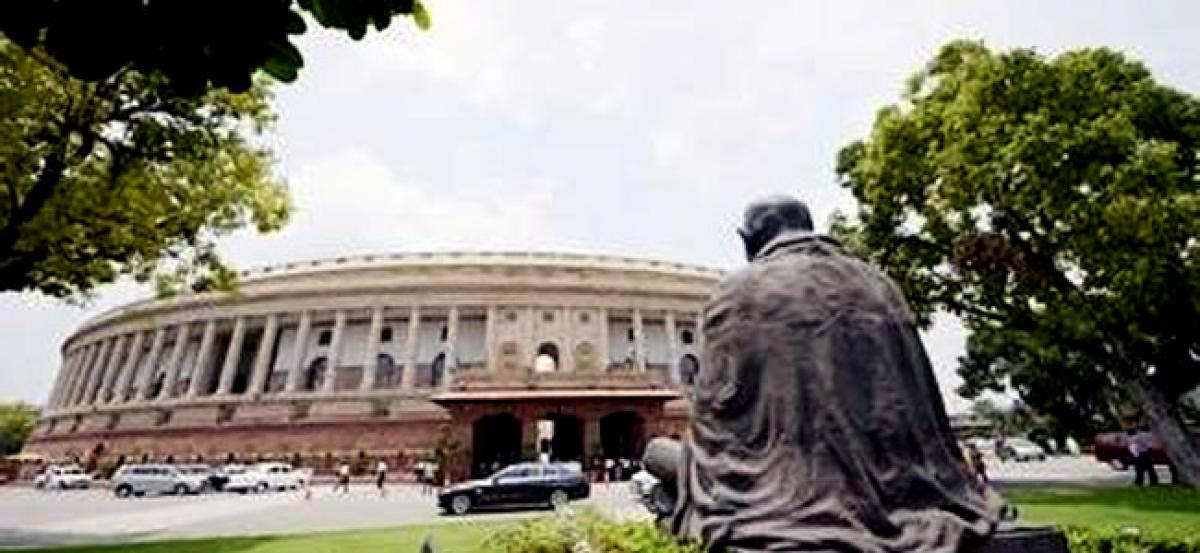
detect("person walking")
(966, 443), (989, 484)
(334, 462), (352, 494)
(375, 460), (388, 497)
(1131, 429), (1158, 486)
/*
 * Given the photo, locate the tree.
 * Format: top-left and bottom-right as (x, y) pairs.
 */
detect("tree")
(0, 0), (431, 96)
(835, 40), (1200, 485)
(0, 402), (39, 455)
(0, 40), (289, 297)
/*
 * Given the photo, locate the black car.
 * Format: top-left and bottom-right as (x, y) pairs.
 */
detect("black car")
(438, 462), (590, 515)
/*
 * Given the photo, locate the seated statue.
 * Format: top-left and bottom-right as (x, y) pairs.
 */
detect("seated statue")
(645, 196), (1005, 552)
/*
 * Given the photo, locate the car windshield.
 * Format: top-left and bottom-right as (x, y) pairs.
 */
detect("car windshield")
(224, 467), (246, 474)
(1008, 439), (1038, 447)
(62, 468), (83, 475)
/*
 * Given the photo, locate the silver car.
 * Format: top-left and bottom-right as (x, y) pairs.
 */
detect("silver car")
(111, 464), (208, 498)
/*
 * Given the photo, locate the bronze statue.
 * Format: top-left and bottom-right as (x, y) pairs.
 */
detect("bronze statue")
(646, 196), (1009, 552)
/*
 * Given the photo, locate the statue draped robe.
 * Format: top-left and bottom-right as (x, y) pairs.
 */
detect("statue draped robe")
(672, 233), (1003, 552)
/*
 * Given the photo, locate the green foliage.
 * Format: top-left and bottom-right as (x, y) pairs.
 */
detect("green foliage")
(1065, 527), (1200, 553)
(0, 40), (290, 298)
(0, 402), (38, 455)
(0, 0), (431, 95)
(834, 40), (1200, 445)
(485, 510), (702, 553)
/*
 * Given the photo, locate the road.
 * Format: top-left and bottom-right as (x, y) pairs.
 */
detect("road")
(0, 481), (648, 548)
(0, 455), (1168, 548)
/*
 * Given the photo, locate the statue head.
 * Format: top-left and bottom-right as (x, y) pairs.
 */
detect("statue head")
(737, 195), (814, 260)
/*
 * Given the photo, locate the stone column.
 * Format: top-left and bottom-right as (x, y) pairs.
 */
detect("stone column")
(248, 314), (279, 395)
(47, 349), (80, 409)
(632, 309), (647, 372)
(585, 417), (603, 459)
(321, 310), (346, 394)
(598, 308), (610, 372)
(285, 310), (311, 393)
(112, 331), (145, 404)
(49, 348), (82, 409)
(158, 323), (190, 400)
(561, 307), (575, 372)
(665, 311), (679, 383)
(217, 317), (246, 395)
(402, 306), (420, 390)
(82, 338), (115, 406)
(443, 306), (459, 389)
(695, 311), (706, 356)
(98, 334), (129, 403)
(136, 328), (167, 401)
(67, 343), (97, 406)
(484, 305), (498, 372)
(360, 306), (384, 391)
(187, 320), (218, 397)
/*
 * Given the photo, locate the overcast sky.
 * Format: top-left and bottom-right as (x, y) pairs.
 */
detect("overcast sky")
(2, 0), (1198, 412)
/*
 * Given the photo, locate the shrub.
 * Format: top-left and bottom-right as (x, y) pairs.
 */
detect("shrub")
(484, 510), (702, 553)
(1066, 527), (1200, 553)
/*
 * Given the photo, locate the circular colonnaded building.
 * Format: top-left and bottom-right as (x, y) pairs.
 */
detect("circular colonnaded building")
(26, 252), (720, 477)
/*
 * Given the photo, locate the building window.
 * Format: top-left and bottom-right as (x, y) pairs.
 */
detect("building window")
(155, 410), (173, 427)
(542, 311), (555, 323)
(505, 311), (518, 322)
(680, 329), (695, 345)
(627, 328), (635, 341)
(501, 341), (519, 355)
(317, 330), (332, 346)
(678, 354), (699, 385)
(579, 312), (591, 324)
(440, 325), (449, 342)
(375, 354), (397, 389)
(304, 357), (327, 391)
(381, 326), (393, 342)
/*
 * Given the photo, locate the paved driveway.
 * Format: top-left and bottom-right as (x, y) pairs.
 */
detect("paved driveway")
(0, 482), (648, 548)
(0, 456), (1166, 548)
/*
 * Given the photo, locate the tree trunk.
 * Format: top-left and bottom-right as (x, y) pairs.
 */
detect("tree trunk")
(1133, 376), (1200, 487)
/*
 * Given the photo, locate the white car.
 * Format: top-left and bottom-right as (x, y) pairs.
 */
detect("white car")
(999, 438), (1048, 462)
(223, 462), (304, 493)
(34, 465), (93, 490)
(111, 464), (208, 497)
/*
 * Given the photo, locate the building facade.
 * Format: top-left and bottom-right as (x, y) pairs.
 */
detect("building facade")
(25, 252), (720, 476)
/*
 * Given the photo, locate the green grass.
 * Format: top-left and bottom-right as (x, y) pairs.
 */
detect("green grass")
(31, 520), (513, 553)
(1005, 485), (1200, 539)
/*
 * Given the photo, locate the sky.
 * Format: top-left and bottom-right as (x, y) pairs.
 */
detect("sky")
(2, 0), (1199, 413)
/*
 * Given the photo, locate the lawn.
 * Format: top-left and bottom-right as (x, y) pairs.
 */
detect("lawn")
(31, 520), (512, 553)
(1004, 485), (1200, 539)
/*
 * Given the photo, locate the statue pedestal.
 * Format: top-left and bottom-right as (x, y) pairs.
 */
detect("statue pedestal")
(974, 525), (1068, 553)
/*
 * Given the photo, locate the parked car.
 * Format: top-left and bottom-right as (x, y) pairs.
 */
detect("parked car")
(33, 464), (93, 490)
(997, 438), (1048, 462)
(177, 464), (227, 491)
(223, 462), (304, 493)
(1094, 431), (1170, 469)
(438, 462), (590, 515)
(111, 464), (208, 497)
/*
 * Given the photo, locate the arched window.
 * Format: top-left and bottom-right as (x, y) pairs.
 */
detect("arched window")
(678, 354), (699, 385)
(304, 357), (327, 391)
(381, 327), (393, 343)
(680, 329), (695, 345)
(374, 354), (397, 389)
(535, 342), (559, 372)
(430, 353), (445, 387)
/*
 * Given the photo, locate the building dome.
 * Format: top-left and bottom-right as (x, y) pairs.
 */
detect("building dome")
(27, 251), (721, 476)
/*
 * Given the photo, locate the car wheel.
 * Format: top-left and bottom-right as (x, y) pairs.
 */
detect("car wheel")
(550, 489), (570, 508)
(174, 484), (189, 495)
(257, 482), (269, 493)
(34, 481), (44, 490)
(115, 484), (133, 498)
(58, 481), (68, 490)
(450, 494), (472, 515)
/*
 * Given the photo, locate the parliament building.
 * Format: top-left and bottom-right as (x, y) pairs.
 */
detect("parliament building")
(25, 252), (720, 476)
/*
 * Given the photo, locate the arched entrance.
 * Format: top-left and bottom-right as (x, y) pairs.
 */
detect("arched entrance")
(472, 414), (522, 477)
(600, 411), (646, 460)
(678, 354), (699, 385)
(543, 413), (584, 462)
(534, 342), (559, 372)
